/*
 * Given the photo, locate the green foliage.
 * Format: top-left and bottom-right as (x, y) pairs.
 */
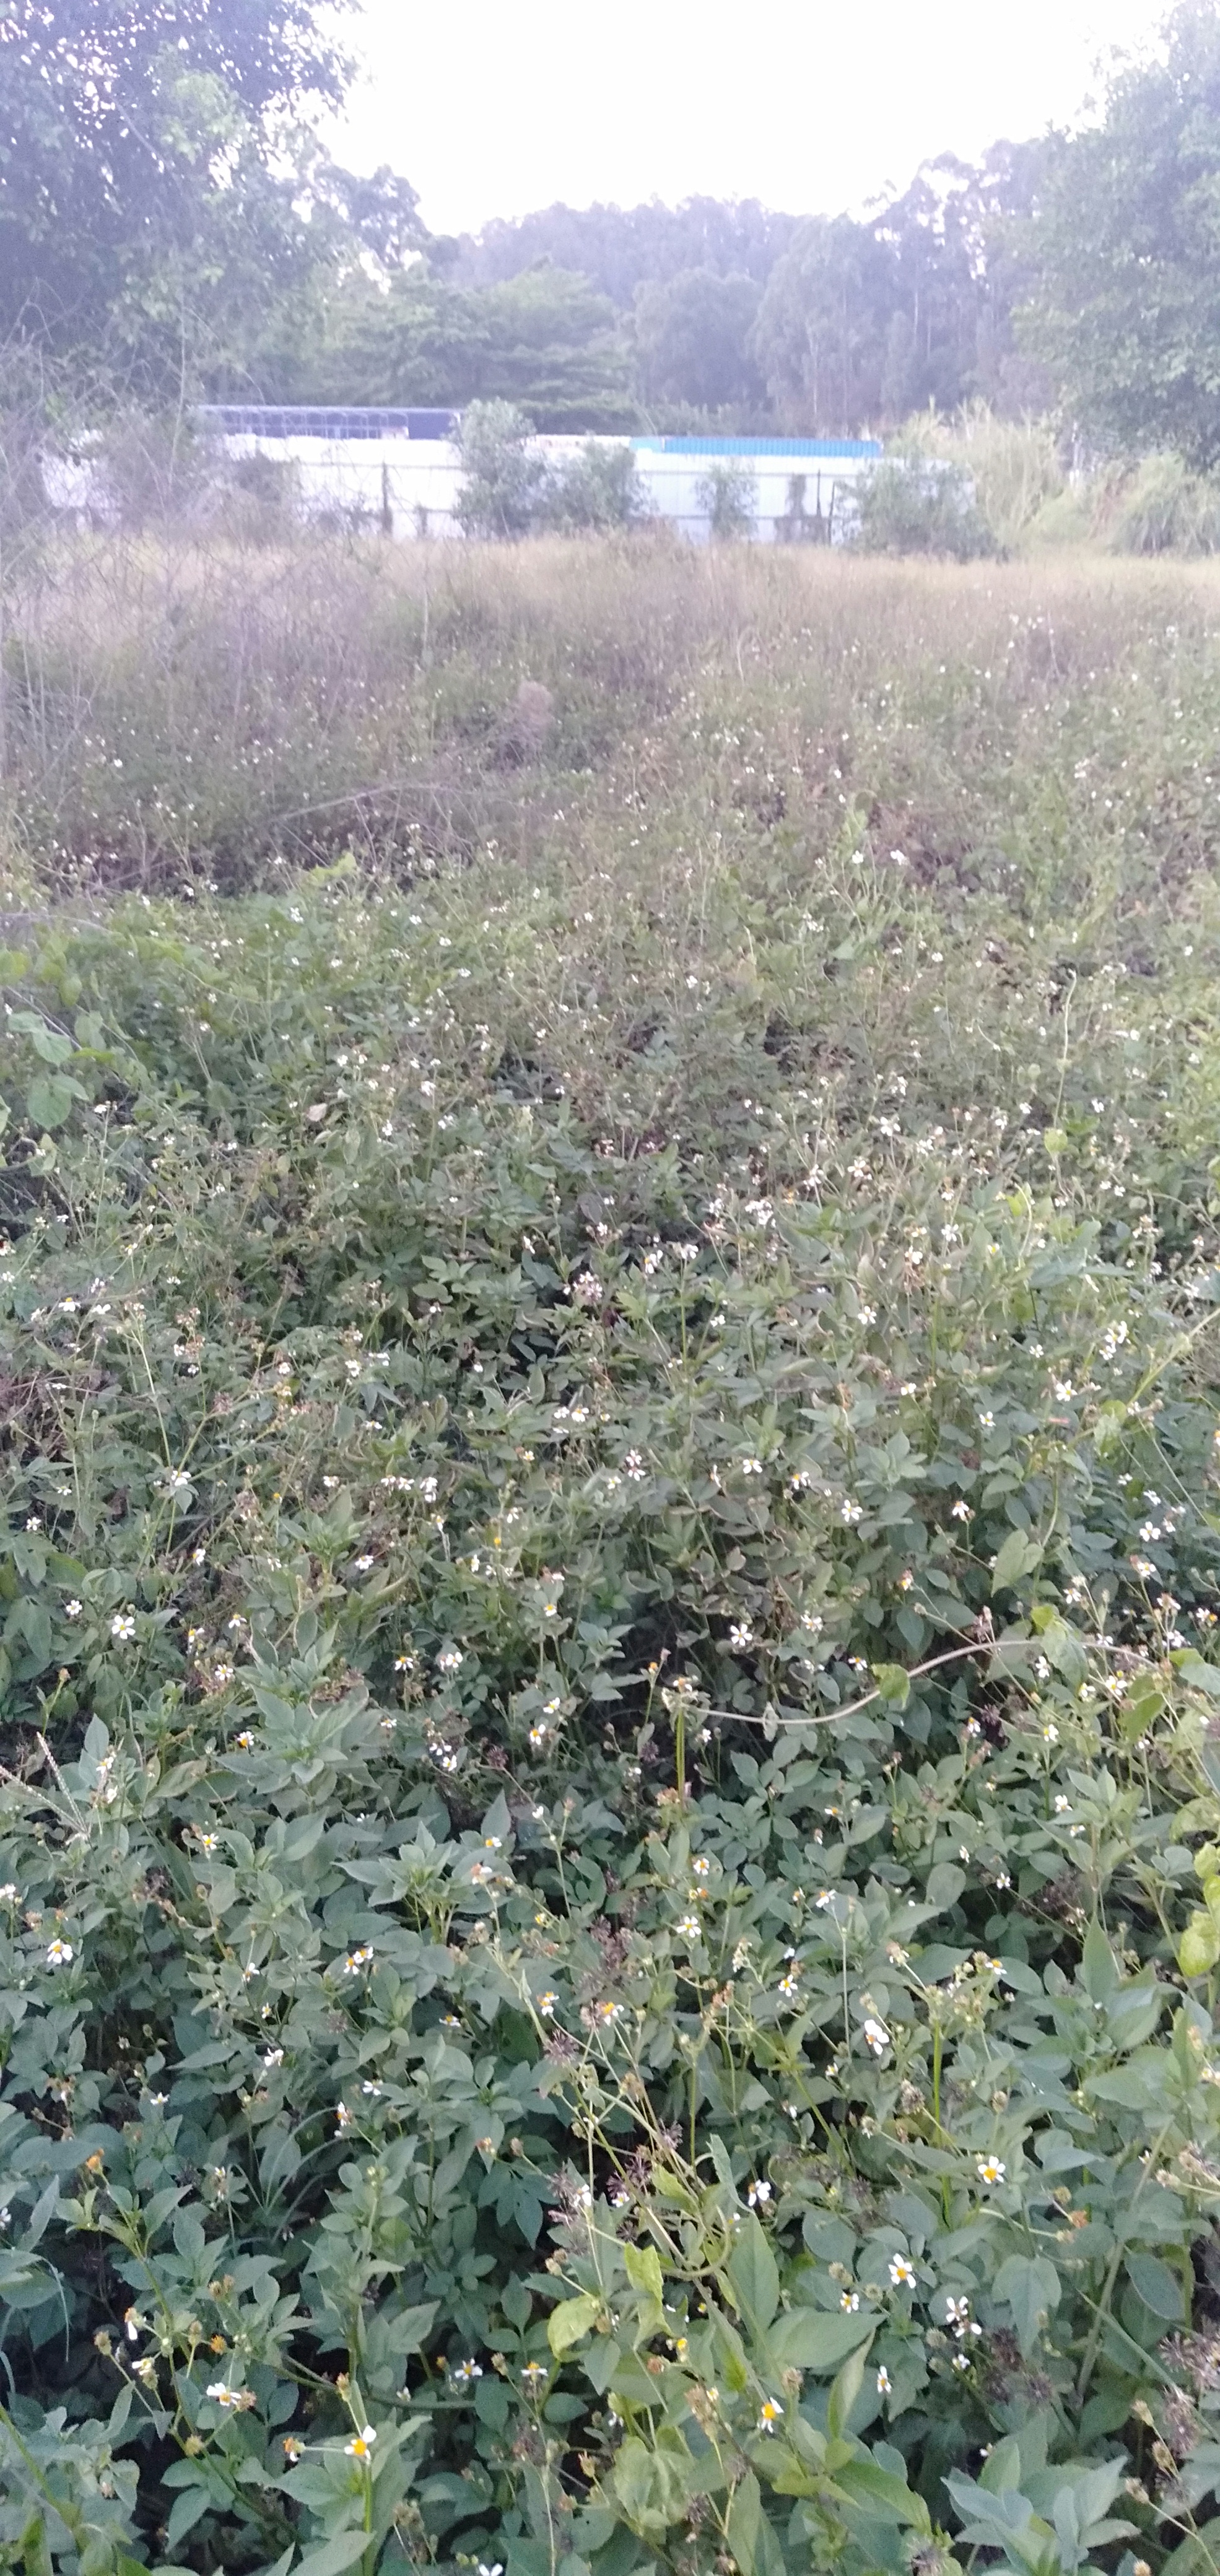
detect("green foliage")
(259, 264), (636, 432)
(453, 400), (549, 538)
(894, 403), (1066, 550)
(853, 455), (1001, 559)
(1102, 452), (1220, 555)
(695, 458), (756, 537)
(454, 199), (799, 309)
(1020, 1), (1220, 469)
(633, 268), (764, 412)
(6, 535), (1220, 2569)
(0, 0), (351, 385)
(538, 442), (648, 533)
(754, 147), (1045, 434)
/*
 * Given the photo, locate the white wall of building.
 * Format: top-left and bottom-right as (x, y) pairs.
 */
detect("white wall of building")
(207, 431), (881, 544)
(41, 425), (882, 545)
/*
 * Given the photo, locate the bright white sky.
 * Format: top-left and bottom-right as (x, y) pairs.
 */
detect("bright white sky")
(324, 0), (1169, 238)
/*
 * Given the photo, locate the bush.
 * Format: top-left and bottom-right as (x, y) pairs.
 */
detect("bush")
(538, 439), (647, 533)
(695, 455), (756, 537)
(895, 404), (1066, 550)
(853, 454), (1000, 559)
(454, 398), (548, 538)
(1103, 451), (1220, 555)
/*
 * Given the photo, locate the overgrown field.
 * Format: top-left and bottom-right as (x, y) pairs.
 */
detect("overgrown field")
(8, 539), (1220, 2576)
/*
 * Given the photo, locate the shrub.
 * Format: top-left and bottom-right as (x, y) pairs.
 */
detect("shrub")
(453, 398), (548, 538)
(538, 439), (647, 533)
(895, 403), (1066, 550)
(1103, 451), (1220, 555)
(853, 454), (1000, 559)
(695, 455), (756, 537)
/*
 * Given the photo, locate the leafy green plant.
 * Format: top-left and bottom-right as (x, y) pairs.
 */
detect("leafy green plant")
(3, 543), (1220, 2576)
(695, 458), (756, 538)
(538, 442), (648, 533)
(454, 399), (549, 539)
(853, 455), (1000, 559)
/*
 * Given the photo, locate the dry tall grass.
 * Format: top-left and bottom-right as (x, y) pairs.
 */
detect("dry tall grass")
(6, 528), (1220, 903)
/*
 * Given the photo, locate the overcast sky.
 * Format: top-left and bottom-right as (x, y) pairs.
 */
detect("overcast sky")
(323, 0), (1169, 238)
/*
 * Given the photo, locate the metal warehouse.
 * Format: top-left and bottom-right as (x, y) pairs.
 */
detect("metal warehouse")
(194, 407), (882, 542)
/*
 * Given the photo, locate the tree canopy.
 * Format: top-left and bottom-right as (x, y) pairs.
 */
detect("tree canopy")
(1020, 0), (1220, 466)
(633, 268), (764, 412)
(0, 0), (353, 378)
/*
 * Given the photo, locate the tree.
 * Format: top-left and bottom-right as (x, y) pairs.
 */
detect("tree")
(632, 267), (763, 410)
(0, 0), (352, 380)
(451, 197), (799, 307)
(469, 267), (634, 429)
(453, 400), (548, 537)
(1020, 1), (1220, 466)
(253, 261), (635, 430)
(538, 442), (647, 531)
(753, 215), (895, 430)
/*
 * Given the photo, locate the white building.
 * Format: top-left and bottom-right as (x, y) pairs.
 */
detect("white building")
(193, 407), (882, 543)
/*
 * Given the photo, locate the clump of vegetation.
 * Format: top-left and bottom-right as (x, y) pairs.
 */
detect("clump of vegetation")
(695, 456), (756, 536)
(5, 541), (1220, 2576)
(853, 454), (1001, 559)
(1101, 453), (1220, 557)
(895, 404), (1066, 550)
(538, 439), (648, 533)
(453, 399), (550, 537)
(455, 408), (646, 537)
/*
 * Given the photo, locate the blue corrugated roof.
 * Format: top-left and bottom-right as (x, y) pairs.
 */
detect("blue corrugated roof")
(630, 435), (882, 458)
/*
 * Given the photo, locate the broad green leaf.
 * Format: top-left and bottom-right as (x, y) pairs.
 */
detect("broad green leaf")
(1081, 1920), (1120, 2000)
(547, 2291), (602, 2356)
(294, 2536), (373, 2576)
(835, 2459), (931, 2528)
(624, 2240), (664, 2308)
(26, 1071), (84, 1129)
(1179, 1910), (1220, 1978)
(992, 1528), (1042, 1592)
(1125, 2251), (1185, 2321)
(724, 2213), (780, 2336)
(993, 2254), (1060, 2354)
(872, 1662), (911, 1708)
(769, 2306), (875, 2372)
(726, 2470), (762, 2576)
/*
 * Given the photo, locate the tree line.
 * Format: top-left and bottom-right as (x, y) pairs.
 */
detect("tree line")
(3, 0), (1220, 459)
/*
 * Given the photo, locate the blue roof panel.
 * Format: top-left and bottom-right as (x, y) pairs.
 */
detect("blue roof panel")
(630, 435), (882, 458)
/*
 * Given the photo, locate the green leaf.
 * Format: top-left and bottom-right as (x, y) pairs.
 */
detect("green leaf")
(1081, 1920), (1120, 2000)
(624, 2241), (664, 2308)
(769, 2307), (875, 2372)
(547, 2291), (602, 2356)
(993, 2254), (1061, 2354)
(26, 1071), (84, 1129)
(294, 2536), (373, 2576)
(992, 1528), (1042, 1592)
(1125, 2251), (1185, 2321)
(1117, 1674), (1165, 1739)
(1174, 1650), (1220, 1700)
(1179, 1910), (1220, 1978)
(726, 2471), (762, 2576)
(724, 2213), (780, 2336)
(165, 2486), (213, 2551)
(872, 1663), (911, 1708)
(835, 2458), (931, 2529)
